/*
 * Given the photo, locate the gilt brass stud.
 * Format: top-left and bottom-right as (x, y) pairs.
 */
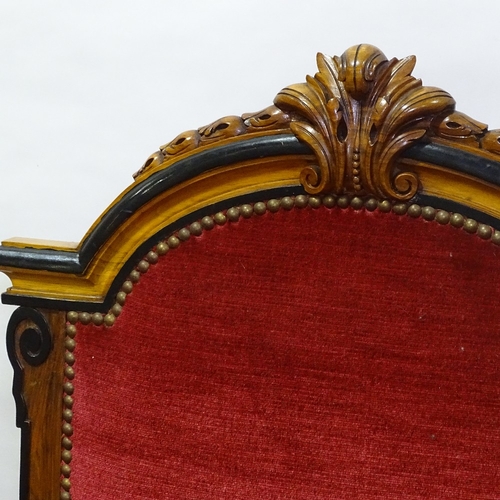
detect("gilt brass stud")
(189, 221), (203, 235)
(62, 409), (73, 423)
(407, 204), (422, 218)
(146, 251), (159, 264)
(63, 395), (73, 409)
(129, 269), (141, 283)
(63, 382), (74, 395)
(253, 202), (267, 215)
(378, 200), (391, 212)
(421, 206), (436, 221)
(137, 260), (150, 274)
(201, 216), (215, 229)
(435, 210), (450, 225)
(177, 228), (191, 241)
(350, 197), (363, 210)
(337, 195), (349, 208)
(463, 219), (478, 234)
(64, 367), (75, 380)
(64, 338), (76, 351)
(477, 223), (492, 239)
(267, 199), (280, 212)
(450, 213), (464, 228)
(294, 195), (309, 208)
(67, 311), (78, 325)
(62, 423), (73, 437)
(66, 325), (77, 338)
(156, 241), (169, 255)
(111, 303), (122, 317)
(214, 212), (227, 225)
(104, 313), (116, 327)
(309, 196), (321, 208)
(167, 235), (181, 248)
(60, 478), (71, 492)
(392, 203), (408, 215)
(62, 437), (73, 450)
(61, 464), (71, 477)
(322, 195), (336, 208)
(240, 204), (254, 218)
(364, 198), (378, 212)
(91, 312), (104, 326)
(116, 292), (127, 306)
(64, 352), (75, 365)
(227, 207), (240, 222)
(136, 259), (149, 274)
(121, 280), (133, 294)
(78, 312), (91, 325)
(280, 197), (294, 210)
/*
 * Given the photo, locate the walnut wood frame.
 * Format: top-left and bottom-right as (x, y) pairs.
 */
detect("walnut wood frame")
(2, 44), (500, 500)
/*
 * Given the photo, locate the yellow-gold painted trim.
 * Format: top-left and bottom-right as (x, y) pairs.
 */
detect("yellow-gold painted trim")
(2, 156), (308, 303)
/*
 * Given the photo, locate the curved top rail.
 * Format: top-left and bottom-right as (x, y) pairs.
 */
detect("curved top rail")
(2, 44), (500, 309)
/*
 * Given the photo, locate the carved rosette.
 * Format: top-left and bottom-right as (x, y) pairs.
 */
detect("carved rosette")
(274, 44), (456, 200)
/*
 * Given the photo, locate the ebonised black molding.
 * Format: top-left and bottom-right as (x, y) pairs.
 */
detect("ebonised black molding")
(0, 135), (308, 276)
(407, 142), (500, 186)
(2, 136), (500, 311)
(78, 135), (309, 270)
(2, 186), (305, 312)
(0, 247), (80, 273)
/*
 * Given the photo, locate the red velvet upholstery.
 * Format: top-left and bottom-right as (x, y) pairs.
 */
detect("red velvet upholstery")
(72, 206), (500, 498)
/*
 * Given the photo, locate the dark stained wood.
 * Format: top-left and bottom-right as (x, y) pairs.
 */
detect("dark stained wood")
(10, 310), (67, 500)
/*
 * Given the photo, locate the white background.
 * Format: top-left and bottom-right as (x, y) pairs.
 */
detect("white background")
(1, 1), (499, 497)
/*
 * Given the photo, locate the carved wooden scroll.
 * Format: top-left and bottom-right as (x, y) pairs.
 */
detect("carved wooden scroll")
(135, 44), (500, 200)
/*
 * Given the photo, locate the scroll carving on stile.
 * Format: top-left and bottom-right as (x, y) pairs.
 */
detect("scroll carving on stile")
(274, 44), (456, 200)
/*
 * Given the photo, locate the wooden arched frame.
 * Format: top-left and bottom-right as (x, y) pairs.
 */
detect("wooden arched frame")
(2, 44), (500, 500)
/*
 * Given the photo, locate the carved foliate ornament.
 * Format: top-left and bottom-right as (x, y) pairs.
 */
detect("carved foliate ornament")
(135, 44), (500, 192)
(274, 44), (456, 200)
(133, 106), (291, 178)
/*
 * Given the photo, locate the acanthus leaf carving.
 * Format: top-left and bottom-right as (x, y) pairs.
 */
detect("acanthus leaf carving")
(134, 45), (500, 189)
(274, 44), (456, 200)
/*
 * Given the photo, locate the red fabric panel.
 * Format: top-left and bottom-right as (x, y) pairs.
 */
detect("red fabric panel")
(71, 207), (500, 499)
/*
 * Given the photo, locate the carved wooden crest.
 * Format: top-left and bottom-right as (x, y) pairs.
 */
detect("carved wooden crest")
(136, 44), (500, 200)
(274, 44), (456, 200)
